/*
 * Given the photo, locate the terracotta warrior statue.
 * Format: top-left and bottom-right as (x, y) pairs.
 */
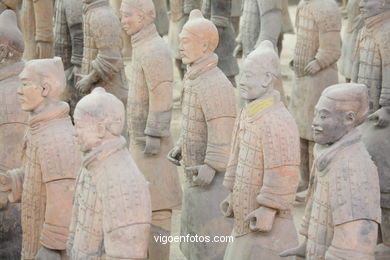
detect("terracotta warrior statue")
(153, 0), (169, 36)
(119, 0), (182, 259)
(54, 0), (83, 115)
(339, 0), (363, 82)
(68, 87), (152, 260)
(20, 0), (53, 59)
(201, 0), (239, 86)
(280, 83), (382, 260)
(351, 0), (390, 258)
(76, 0), (128, 106)
(0, 9), (25, 259)
(289, 0), (341, 200)
(222, 40), (300, 260)
(168, 0), (202, 79)
(0, 0), (20, 13)
(235, 0), (282, 58)
(167, 10), (237, 260)
(0, 57), (80, 259)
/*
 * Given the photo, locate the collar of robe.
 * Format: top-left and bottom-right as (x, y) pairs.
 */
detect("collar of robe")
(131, 23), (158, 47)
(28, 101), (70, 129)
(185, 53), (218, 80)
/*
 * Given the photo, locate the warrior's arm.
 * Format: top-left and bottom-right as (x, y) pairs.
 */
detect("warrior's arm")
(33, 0), (54, 43)
(223, 114), (241, 190)
(256, 0), (282, 47)
(325, 220), (378, 260)
(65, 0), (83, 67)
(209, 0), (232, 28)
(6, 167), (24, 203)
(380, 39), (390, 107)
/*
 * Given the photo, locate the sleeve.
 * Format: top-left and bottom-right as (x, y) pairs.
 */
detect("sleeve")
(33, 0), (54, 42)
(351, 30), (363, 83)
(256, 0), (283, 46)
(90, 13), (124, 82)
(223, 111), (242, 191)
(313, 6), (342, 69)
(54, 0), (71, 68)
(142, 52), (174, 137)
(101, 167), (151, 259)
(210, 0), (232, 28)
(199, 78), (237, 172)
(378, 31), (390, 107)
(299, 165), (317, 237)
(7, 167), (24, 203)
(256, 120), (299, 211)
(66, 0), (83, 67)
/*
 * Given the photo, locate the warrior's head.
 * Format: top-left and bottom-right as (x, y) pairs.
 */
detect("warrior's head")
(73, 87), (125, 152)
(359, 0), (390, 20)
(239, 40), (281, 102)
(179, 9), (219, 65)
(18, 57), (66, 113)
(120, 0), (156, 36)
(312, 83), (369, 145)
(0, 10), (24, 68)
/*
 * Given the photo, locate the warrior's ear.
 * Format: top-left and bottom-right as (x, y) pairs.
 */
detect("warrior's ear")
(96, 121), (106, 139)
(262, 72), (273, 87)
(345, 111), (356, 126)
(41, 82), (50, 97)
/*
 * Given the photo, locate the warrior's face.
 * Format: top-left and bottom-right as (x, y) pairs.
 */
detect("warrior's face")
(73, 110), (103, 153)
(179, 29), (208, 65)
(17, 67), (46, 113)
(312, 97), (355, 145)
(359, 0), (386, 20)
(120, 7), (145, 36)
(239, 58), (272, 101)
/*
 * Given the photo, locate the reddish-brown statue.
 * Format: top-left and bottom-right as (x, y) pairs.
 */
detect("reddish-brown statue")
(167, 10), (237, 260)
(20, 0), (54, 59)
(289, 0), (341, 199)
(0, 57), (81, 259)
(120, 0), (182, 259)
(281, 83), (381, 260)
(77, 0), (128, 106)
(68, 87), (152, 260)
(222, 40), (299, 260)
(351, 1), (390, 258)
(0, 9), (25, 259)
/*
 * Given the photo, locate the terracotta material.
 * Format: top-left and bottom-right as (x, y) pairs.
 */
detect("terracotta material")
(167, 10), (236, 260)
(168, 0), (202, 79)
(153, 0), (169, 36)
(288, 0), (341, 194)
(77, 0), (128, 105)
(120, 1), (182, 259)
(0, 9), (25, 259)
(20, 0), (54, 59)
(281, 83), (382, 260)
(0, 0), (20, 12)
(339, 0), (363, 81)
(231, 0), (242, 34)
(201, 0), (239, 85)
(0, 57), (80, 259)
(277, 0), (294, 56)
(54, 0), (83, 116)
(351, 2), (390, 257)
(68, 87), (151, 260)
(222, 41), (299, 260)
(237, 0), (282, 58)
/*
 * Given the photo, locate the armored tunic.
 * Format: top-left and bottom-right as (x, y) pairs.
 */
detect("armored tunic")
(289, 0), (341, 141)
(201, 0), (239, 78)
(128, 23), (182, 211)
(54, 0), (83, 71)
(68, 137), (151, 260)
(0, 61), (26, 260)
(339, 0), (363, 80)
(7, 102), (80, 259)
(20, 0), (53, 59)
(239, 0), (282, 57)
(223, 92), (299, 259)
(352, 11), (390, 112)
(300, 129), (381, 260)
(81, 0), (128, 105)
(179, 53), (236, 260)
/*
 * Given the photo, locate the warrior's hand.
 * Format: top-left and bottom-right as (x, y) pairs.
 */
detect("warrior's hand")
(220, 193), (234, 218)
(136, 135), (161, 155)
(304, 60), (321, 75)
(0, 172), (11, 192)
(233, 43), (243, 58)
(35, 41), (53, 59)
(245, 207), (276, 232)
(167, 146), (182, 166)
(185, 164), (216, 187)
(34, 246), (61, 260)
(368, 107), (390, 128)
(279, 239), (307, 258)
(75, 75), (93, 94)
